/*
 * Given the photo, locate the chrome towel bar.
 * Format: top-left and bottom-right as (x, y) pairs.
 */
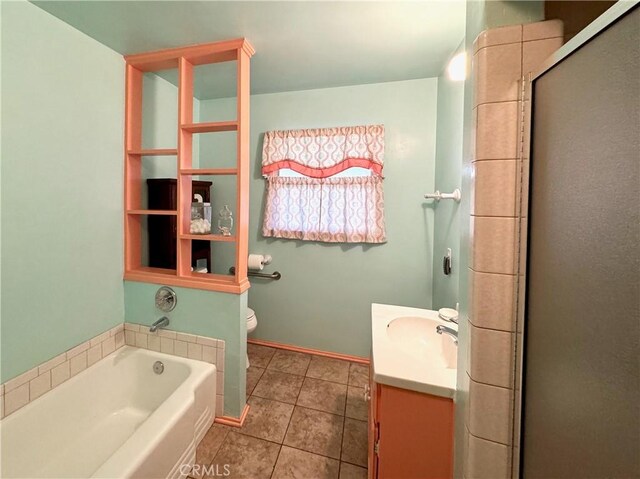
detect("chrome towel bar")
(229, 267), (281, 280)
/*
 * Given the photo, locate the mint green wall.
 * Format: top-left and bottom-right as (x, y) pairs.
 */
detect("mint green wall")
(0, 1), (124, 382)
(198, 78), (438, 358)
(453, 2), (543, 476)
(485, 0), (544, 29)
(432, 42), (465, 311)
(123, 283), (247, 417)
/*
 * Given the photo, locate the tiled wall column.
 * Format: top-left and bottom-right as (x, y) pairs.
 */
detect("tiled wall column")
(464, 20), (563, 479)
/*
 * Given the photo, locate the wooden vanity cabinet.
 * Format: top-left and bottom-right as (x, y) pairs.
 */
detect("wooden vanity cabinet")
(147, 179), (212, 271)
(368, 366), (454, 479)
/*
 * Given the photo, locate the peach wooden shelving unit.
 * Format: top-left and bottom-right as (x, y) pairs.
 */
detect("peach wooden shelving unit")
(123, 38), (254, 294)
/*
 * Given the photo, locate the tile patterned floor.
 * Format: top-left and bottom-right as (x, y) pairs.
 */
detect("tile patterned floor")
(190, 344), (370, 479)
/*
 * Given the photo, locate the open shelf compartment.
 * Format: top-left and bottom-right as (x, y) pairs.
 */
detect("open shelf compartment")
(124, 38), (253, 294)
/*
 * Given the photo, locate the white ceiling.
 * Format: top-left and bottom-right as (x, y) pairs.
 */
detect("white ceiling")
(32, 1), (466, 99)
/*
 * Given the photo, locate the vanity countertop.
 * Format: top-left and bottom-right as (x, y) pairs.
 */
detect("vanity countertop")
(371, 303), (457, 398)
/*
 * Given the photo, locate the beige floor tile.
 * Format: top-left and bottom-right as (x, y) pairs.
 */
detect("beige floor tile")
(272, 445), (340, 479)
(339, 462), (367, 479)
(248, 344), (276, 369)
(341, 418), (367, 467)
(252, 370), (305, 404)
(240, 396), (294, 443)
(192, 424), (230, 478)
(284, 406), (344, 459)
(348, 363), (368, 388)
(297, 377), (347, 415)
(209, 431), (280, 479)
(246, 366), (265, 397)
(345, 386), (367, 421)
(268, 350), (312, 376)
(306, 356), (350, 384)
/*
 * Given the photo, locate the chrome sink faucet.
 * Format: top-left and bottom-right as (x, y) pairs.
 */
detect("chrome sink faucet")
(436, 324), (458, 345)
(150, 316), (170, 333)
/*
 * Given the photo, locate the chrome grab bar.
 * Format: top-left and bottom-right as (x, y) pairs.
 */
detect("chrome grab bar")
(229, 267), (281, 280)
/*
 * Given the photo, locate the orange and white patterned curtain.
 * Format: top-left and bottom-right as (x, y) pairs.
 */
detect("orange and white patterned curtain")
(261, 125), (386, 243)
(261, 124), (385, 177)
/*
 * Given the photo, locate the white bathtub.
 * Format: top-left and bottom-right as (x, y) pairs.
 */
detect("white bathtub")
(0, 346), (216, 478)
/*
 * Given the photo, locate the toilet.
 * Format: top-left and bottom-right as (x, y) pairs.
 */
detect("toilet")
(246, 308), (258, 368)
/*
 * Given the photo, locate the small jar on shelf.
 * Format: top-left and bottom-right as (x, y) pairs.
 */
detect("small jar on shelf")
(190, 195), (211, 234)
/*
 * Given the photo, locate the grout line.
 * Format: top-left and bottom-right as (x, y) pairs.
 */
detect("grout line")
(277, 443), (343, 462)
(304, 374), (350, 387)
(264, 349), (276, 369)
(198, 426), (230, 474)
(472, 158), (520, 162)
(471, 214), (520, 219)
(338, 382), (348, 468)
(294, 402), (346, 418)
(475, 98), (521, 108)
(522, 35), (564, 44)
(233, 429), (286, 447)
(474, 40), (522, 56)
(208, 429), (233, 477)
(467, 317), (516, 334)
(469, 268), (518, 278)
(246, 365), (266, 397)
(466, 371), (514, 391)
(466, 425), (512, 447)
(268, 444), (283, 479)
(339, 456), (369, 468)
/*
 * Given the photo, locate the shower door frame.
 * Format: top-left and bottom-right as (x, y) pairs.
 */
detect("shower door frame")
(510, 2), (640, 477)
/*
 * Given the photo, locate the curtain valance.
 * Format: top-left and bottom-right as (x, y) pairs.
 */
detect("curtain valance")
(261, 124), (385, 178)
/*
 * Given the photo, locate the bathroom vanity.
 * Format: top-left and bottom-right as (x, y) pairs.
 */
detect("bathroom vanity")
(368, 304), (457, 479)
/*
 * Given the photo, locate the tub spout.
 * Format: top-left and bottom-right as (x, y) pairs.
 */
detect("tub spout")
(150, 316), (170, 333)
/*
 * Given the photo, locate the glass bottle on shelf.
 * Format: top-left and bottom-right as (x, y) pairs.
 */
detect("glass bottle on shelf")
(218, 205), (233, 236)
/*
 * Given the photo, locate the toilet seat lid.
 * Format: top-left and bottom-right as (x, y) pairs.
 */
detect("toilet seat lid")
(247, 308), (256, 321)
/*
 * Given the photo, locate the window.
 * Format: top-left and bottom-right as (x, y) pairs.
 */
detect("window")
(261, 125), (386, 243)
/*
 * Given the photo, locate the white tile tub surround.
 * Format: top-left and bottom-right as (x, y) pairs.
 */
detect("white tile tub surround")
(0, 323), (126, 418)
(123, 323), (226, 416)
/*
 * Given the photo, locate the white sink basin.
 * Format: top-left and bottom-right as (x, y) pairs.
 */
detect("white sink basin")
(372, 304), (457, 398)
(387, 316), (430, 344)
